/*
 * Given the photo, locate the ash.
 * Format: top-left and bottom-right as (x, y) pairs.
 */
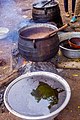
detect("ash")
(0, 48), (58, 113)
(24, 62), (58, 74)
(12, 48), (58, 74)
(0, 86), (7, 113)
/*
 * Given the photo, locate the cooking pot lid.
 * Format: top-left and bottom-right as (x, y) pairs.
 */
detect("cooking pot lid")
(33, 0), (57, 8)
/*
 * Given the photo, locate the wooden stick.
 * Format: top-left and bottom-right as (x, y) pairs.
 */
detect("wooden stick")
(0, 69), (19, 87)
(0, 64), (26, 87)
(57, 61), (80, 70)
(44, 24), (69, 38)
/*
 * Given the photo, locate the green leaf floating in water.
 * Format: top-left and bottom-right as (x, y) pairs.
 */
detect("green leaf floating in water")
(31, 81), (64, 109)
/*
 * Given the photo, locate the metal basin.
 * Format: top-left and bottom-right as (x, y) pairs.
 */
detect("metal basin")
(4, 71), (71, 120)
(59, 32), (80, 58)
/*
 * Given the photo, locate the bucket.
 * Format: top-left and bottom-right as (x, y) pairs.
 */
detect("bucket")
(4, 71), (71, 120)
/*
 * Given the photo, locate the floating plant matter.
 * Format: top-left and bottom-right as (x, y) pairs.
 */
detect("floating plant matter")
(31, 81), (64, 109)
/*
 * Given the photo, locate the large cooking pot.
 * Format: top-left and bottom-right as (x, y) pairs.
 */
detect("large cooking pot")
(18, 23), (59, 62)
(32, 1), (63, 28)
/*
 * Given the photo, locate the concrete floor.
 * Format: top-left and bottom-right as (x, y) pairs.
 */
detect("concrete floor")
(0, 0), (80, 120)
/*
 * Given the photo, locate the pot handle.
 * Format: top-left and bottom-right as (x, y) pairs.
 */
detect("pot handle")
(33, 40), (36, 49)
(44, 8), (47, 15)
(41, 0), (52, 8)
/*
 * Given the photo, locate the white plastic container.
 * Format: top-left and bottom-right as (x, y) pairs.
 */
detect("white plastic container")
(4, 71), (71, 120)
(0, 27), (9, 39)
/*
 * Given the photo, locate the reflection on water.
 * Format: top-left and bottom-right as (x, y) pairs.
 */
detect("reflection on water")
(31, 81), (64, 109)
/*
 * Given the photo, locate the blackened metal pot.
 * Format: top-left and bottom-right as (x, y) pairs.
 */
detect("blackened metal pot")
(18, 23), (59, 62)
(32, 1), (63, 28)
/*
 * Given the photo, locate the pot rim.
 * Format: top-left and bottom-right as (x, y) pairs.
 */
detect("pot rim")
(4, 71), (71, 120)
(19, 23), (58, 40)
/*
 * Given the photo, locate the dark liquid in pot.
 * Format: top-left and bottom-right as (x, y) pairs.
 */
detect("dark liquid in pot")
(20, 27), (54, 39)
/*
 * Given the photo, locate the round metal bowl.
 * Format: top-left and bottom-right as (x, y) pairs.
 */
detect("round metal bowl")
(4, 71), (71, 120)
(59, 32), (80, 58)
(59, 39), (80, 58)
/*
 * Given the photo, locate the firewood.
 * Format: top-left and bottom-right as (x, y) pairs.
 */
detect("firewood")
(0, 69), (19, 87)
(57, 61), (80, 69)
(0, 64), (26, 87)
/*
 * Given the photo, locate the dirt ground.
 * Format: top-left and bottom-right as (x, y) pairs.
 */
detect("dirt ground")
(0, 0), (80, 120)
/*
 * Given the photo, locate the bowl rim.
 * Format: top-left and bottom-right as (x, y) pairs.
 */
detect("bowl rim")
(0, 27), (9, 34)
(59, 40), (80, 51)
(4, 71), (71, 120)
